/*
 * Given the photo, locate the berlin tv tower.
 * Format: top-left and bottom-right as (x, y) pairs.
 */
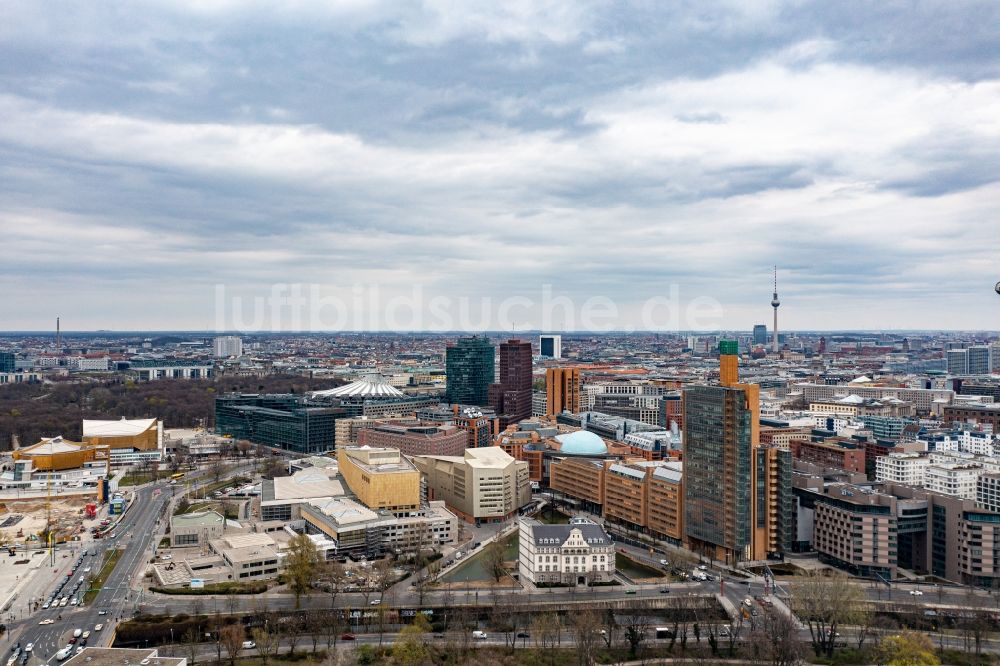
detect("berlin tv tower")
(771, 266), (780, 353)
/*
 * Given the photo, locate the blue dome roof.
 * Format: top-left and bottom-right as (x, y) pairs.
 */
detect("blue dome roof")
(555, 431), (608, 456)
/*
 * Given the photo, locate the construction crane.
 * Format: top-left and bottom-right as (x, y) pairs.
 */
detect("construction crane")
(46, 468), (54, 566)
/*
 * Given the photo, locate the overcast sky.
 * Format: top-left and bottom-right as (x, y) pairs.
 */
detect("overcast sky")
(2, 1), (999, 332)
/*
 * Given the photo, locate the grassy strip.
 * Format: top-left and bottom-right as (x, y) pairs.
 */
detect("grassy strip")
(189, 475), (251, 499)
(149, 581), (267, 595)
(83, 547), (124, 605)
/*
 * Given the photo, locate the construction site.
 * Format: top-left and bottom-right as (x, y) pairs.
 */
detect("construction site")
(0, 495), (101, 550)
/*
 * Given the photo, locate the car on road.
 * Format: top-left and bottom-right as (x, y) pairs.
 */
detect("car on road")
(698, 565), (708, 570)
(39, 619), (55, 626)
(659, 559), (669, 566)
(94, 625), (103, 632)
(625, 589), (636, 595)
(42, 602), (50, 609)
(340, 633), (355, 641)
(59, 598), (68, 607)
(471, 630), (487, 640)
(516, 632), (530, 639)
(82, 632), (90, 640)
(241, 641), (255, 650)
(97, 610), (107, 616)
(909, 589), (924, 596)
(75, 648), (83, 655)
(55, 646), (72, 662)
(23, 645), (32, 654)
(369, 599), (381, 605)
(743, 598), (753, 607)
(659, 587), (670, 593)
(72, 629), (82, 638)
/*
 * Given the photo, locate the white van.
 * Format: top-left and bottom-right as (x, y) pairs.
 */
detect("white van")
(73, 629), (83, 638)
(56, 647), (72, 662)
(471, 630), (487, 640)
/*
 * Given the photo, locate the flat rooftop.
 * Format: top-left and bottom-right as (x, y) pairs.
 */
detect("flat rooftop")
(64, 648), (184, 666)
(271, 469), (347, 501)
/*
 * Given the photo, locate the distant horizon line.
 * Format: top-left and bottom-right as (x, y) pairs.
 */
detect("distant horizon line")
(1, 329), (999, 336)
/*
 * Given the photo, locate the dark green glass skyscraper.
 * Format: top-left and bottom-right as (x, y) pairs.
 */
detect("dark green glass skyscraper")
(683, 384), (754, 562)
(445, 336), (495, 406)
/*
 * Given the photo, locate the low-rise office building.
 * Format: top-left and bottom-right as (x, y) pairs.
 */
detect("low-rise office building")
(171, 510), (226, 548)
(300, 496), (456, 558)
(212, 533), (282, 581)
(260, 465), (348, 521)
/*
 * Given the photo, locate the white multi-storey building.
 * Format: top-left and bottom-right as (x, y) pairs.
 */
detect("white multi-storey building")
(929, 451), (1000, 474)
(213, 336), (243, 358)
(919, 431), (997, 457)
(875, 452), (929, 486)
(518, 517), (615, 586)
(924, 462), (982, 500)
(69, 356), (110, 371)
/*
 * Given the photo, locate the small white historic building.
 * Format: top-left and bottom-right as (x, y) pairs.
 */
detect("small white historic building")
(517, 517), (615, 586)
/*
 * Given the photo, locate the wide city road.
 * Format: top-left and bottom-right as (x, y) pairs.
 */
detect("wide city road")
(9, 461), (255, 664)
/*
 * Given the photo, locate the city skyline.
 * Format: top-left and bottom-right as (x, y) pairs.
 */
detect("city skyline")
(2, 1), (999, 330)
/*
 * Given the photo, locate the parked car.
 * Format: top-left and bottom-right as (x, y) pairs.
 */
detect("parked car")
(339, 633), (356, 641)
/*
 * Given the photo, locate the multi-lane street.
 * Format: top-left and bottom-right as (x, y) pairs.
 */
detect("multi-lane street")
(7, 461), (256, 664)
(9, 482), (170, 663)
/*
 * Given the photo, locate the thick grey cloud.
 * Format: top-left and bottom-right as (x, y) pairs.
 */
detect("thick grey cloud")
(0, 0), (998, 331)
